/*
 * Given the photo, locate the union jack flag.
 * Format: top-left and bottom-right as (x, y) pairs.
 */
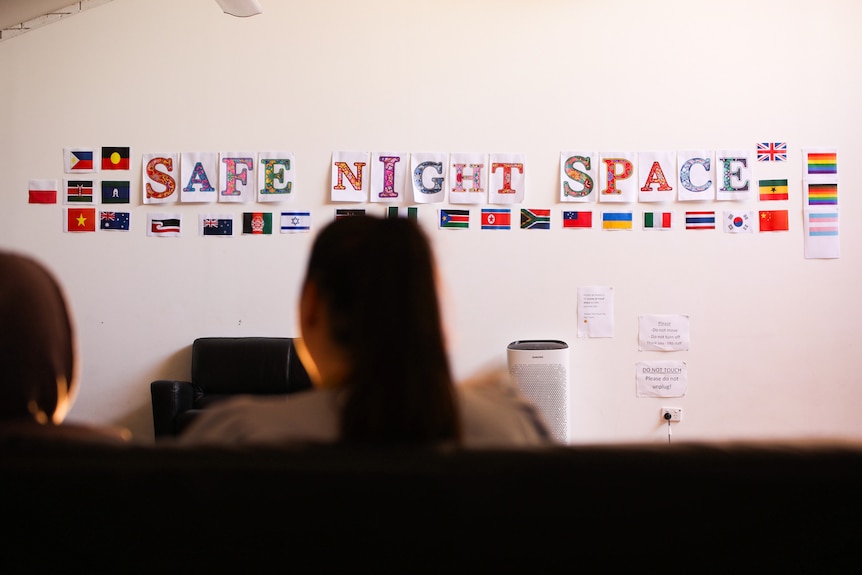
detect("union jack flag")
(204, 218), (218, 227)
(757, 142), (787, 162)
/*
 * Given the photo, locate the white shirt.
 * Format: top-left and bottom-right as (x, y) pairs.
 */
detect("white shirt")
(179, 366), (553, 448)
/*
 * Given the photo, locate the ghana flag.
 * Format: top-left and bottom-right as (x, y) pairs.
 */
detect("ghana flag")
(758, 179), (788, 201)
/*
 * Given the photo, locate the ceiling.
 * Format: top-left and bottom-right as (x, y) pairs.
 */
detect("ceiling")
(0, 0), (106, 29)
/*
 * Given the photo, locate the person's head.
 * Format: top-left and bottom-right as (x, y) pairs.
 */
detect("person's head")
(0, 252), (78, 425)
(298, 215), (460, 444)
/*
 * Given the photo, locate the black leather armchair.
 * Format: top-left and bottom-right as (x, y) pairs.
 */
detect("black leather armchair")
(150, 337), (313, 439)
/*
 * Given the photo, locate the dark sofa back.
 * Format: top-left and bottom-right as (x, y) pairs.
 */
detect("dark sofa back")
(2, 439), (861, 573)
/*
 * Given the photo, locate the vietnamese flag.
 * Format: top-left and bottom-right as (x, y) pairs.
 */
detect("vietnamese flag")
(759, 210), (789, 232)
(66, 207), (96, 232)
(101, 146), (130, 170)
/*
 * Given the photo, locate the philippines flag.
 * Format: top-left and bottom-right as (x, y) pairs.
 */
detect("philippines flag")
(757, 142), (787, 162)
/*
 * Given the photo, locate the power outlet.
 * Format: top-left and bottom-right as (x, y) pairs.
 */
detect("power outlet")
(661, 407), (683, 422)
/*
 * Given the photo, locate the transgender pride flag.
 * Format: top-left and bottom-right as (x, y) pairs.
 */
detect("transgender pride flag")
(807, 211), (839, 237)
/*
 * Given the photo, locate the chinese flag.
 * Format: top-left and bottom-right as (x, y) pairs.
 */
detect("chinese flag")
(67, 207), (97, 232)
(759, 210), (789, 232)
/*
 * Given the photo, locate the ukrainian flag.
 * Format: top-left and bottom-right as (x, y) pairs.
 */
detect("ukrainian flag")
(602, 211), (633, 230)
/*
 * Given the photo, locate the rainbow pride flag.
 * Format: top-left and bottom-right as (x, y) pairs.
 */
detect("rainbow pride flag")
(806, 151), (837, 176)
(807, 182), (838, 206)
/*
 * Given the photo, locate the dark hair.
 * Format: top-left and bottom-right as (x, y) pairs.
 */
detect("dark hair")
(0, 252), (75, 423)
(302, 215), (460, 444)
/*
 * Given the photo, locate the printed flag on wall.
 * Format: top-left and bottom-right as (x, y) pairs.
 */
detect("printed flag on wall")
(335, 209), (366, 220)
(520, 208), (550, 230)
(723, 211), (754, 233)
(100, 211), (130, 231)
(28, 179), (58, 204)
(281, 211), (311, 233)
(804, 209), (840, 259)
(147, 214), (181, 237)
(200, 215), (233, 236)
(757, 142), (787, 162)
(387, 206), (418, 220)
(804, 182), (838, 206)
(439, 209), (469, 229)
(101, 180), (131, 204)
(481, 208), (511, 230)
(242, 212), (273, 235)
(758, 179), (788, 201)
(562, 210), (592, 228)
(759, 210), (789, 232)
(685, 211), (716, 230)
(101, 146), (130, 170)
(643, 211), (672, 230)
(65, 207), (96, 232)
(806, 211), (838, 237)
(64, 148), (96, 172)
(601, 211), (633, 230)
(804, 149), (837, 177)
(64, 179), (94, 203)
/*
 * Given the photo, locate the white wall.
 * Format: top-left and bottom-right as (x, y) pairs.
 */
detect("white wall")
(1, 0), (860, 444)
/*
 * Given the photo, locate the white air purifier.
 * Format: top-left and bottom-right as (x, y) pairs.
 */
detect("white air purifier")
(507, 340), (570, 443)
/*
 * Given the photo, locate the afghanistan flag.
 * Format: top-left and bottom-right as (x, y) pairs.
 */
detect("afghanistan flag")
(101, 146), (130, 170)
(243, 212), (273, 234)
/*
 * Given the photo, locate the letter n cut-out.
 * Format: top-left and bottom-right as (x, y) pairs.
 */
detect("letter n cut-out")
(331, 151), (370, 202)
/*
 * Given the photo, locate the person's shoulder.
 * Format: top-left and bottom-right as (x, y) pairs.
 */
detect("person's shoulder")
(456, 365), (555, 447)
(0, 420), (132, 445)
(179, 389), (340, 446)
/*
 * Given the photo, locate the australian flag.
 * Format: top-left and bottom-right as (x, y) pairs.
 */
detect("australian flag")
(100, 211), (130, 231)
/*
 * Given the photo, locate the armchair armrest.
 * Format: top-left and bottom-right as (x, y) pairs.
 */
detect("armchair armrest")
(150, 380), (195, 438)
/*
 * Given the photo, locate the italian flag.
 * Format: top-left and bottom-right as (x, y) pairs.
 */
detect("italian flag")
(643, 211), (672, 229)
